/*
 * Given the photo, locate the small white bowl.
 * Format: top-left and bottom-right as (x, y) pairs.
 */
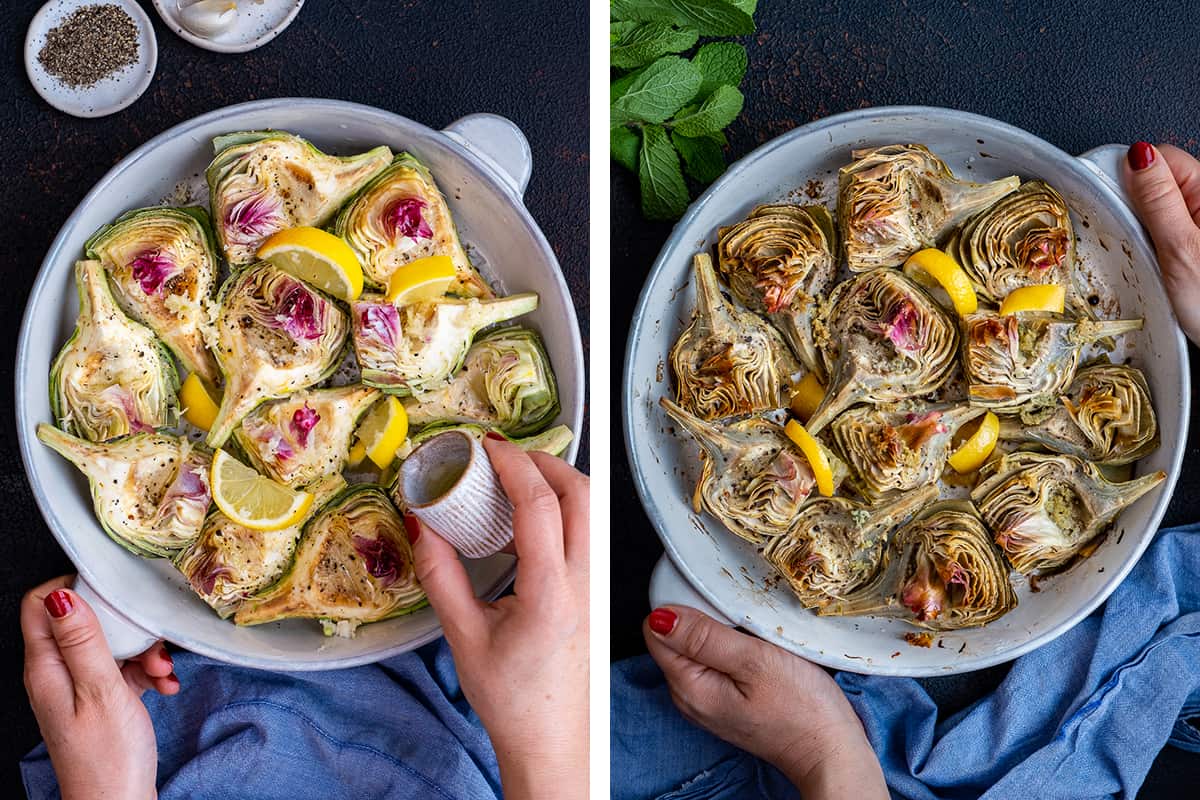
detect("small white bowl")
(154, 0), (304, 54)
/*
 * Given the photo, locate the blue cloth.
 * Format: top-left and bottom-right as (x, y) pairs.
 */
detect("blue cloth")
(612, 524), (1200, 800)
(21, 639), (501, 800)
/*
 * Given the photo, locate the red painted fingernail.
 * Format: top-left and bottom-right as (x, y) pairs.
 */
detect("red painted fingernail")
(1128, 142), (1155, 171)
(485, 431), (505, 441)
(403, 513), (421, 545)
(648, 608), (677, 635)
(167, 672), (179, 686)
(44, 590), (73, 619)
(162, 649), (174, 668)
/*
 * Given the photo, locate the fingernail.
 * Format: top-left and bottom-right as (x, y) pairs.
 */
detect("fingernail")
(403, 513), (421, 545)
(648, 608), (677, 635)
(44, 590), (73, 619)
(1128, 141), (1155, 171)
(484, 431), (505, 441)
(167, 672), (179, 686)
(162, 649), (174, 668)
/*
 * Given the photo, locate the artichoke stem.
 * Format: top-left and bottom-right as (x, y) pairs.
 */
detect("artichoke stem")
(35, 423), (94, 468)
(863, 484), (939, 532)
(1099, 469), (1166, 515)
(692, 253), (726, 328)
(940, 175), (1021, 231)
(805, 370), (862, 434)
(659, 396), (737, 464)
(1075, 318), (1143, 344)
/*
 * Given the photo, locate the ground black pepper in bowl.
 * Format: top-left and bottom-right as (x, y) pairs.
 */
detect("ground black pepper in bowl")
(37, 4), (139, 89)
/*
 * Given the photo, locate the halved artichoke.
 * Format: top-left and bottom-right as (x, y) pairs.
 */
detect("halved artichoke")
(207, 263), (350, 447)
(234, 385), (380, 488)
(402, 327), (559, 437)
(807, 269), (958, 433)
(84, 206), (221, 386)
(837, 144), (1019, 271)
(669, 253), (799, 421)
(50, 260), (179, 442)
(207, 130), (392, 265)
(762, 484), (937, 609)
(972, 451), (1166, 574)
(660, 397), (847, 544)
(716, 204), (838, 378)
(962, 311), (1143, 413)
(234, 485), (427, 629)
(404, 422), (574, 458)
(36, 424), (210, 557)
(332, 153), (491, 297)
(351, 293), (538, 396)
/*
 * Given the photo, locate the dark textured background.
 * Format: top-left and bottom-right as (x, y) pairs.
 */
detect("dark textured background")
(1, 0), (587, 790)
(611, 0), (1200, 793)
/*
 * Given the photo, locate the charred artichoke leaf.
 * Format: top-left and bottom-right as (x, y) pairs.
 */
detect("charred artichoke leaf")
(972, 451), (1165, 574)
(838, 144), (1019, 272)
(207, 263), (350, 448)
(333, 153), (491, 298)
(234, 485), (427, 629)
(660, 397), (848, 544)
(669, 253), (799, 421)
(404, 422), (574, 459)
(36, 424), (210, 557)
(207, 130), (392, 266)
(234, 385), (380, 488)
(50, 260), (179, 442)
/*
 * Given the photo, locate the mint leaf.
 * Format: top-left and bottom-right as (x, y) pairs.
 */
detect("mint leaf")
(672, 131), (726, 183)
(728, 0), (757, 13)
(610, 0), (755, 36)
(610, 65), (645, 104)
(612, 56), (702, 124)
(610, 20), (639, 42)
(612, 126), (641, 172)
(670, 84), (744, 137)
(640, 125), (690, 220)
(611, 23), (699, 69)
(691, 42), (748, 98)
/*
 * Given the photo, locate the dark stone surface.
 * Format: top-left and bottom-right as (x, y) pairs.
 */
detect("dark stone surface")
(0, 0), (586, 788)
(611, 0), (1200, 792)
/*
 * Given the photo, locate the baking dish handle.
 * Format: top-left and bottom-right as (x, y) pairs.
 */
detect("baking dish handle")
(649, 554), (733, 625)
(443, 113), (533, 199)
(72, 575), (159, 660)
(1077, 144), (1132, 205)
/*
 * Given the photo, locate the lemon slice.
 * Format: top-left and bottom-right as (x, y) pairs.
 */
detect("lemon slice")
(384, 255), (457, 304)
(788, 372), (826, 423)
(257, 227), (364, 301)
(210, 450), (313, 531)
(355, 396), (409, 469)
(903, 248), (978, 316)
(948, 412), (1000, 474)
(999, 284), (1066, 315)
(347, 440), (368, 469)
(179, 373), (220, 432)
(784, 419), (835, 497)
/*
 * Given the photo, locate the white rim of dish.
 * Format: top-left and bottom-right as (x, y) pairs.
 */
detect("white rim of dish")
(152, 0), (305, 54)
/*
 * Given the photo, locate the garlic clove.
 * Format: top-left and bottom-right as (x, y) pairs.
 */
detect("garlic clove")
(179, 0), (239, 38)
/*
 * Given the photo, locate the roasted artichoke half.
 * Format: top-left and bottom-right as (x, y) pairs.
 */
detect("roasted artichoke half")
(332, 153), (491, 298)
(84, 206), (221, 386)
(207, 130), (392, 266)
(716, 204), (837, 378)
(234, 485), (427, 629)
(405, 422), (574, 458)
(207, 263), (350, 448)
(972, 451), (1166, 574)
(807, 269), (958, 433)
(37, 424), (211, 557)
(669, 253), (798, 421)
(660, 397), (847, 544)
(838, 144), (1019, 272)
(50, 260), (179, 442)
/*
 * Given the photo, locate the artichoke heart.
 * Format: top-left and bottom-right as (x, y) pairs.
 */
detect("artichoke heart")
(973, 451), (1165, 574)
(234, 485), (427, 629)
(207, 263), (350, 448)
(84, 206), (221, 386)
(36, 424), (211, 557)
(837, 144), (1019, 272)
(333, 153), (491, 298)
(207, 130), (392, 266)
(404, 422), (574, 459)
(50, 260), (179, 442)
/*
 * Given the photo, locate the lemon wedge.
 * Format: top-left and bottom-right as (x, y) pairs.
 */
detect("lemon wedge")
(999, 284), (1066, 315)
(784, 419), (835, 497)
(384, 255), (457, 305)
(347, 440), (368, 469)
(179, 373), (220, 432)
(354, 396), (409, 469)
(210, 450), (313, 531)
(788, 372), (826, 423)
(903, 248), (978, 316)
(948, 412), (1000, 473)
(257, 227), (364, 301)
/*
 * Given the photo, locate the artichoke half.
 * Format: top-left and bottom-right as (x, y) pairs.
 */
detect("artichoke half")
(837, 144), (1019, 272)
(716, 204), (838, 378)
(333, 153), (491, 298)
(972, 451), (1165, 574)
(50, 260), (179, 442)
(404, 422), (574, 459)
(669, 253), (799, 421)
(207, 130), (392, 266)
(207, 263), (350, 448)
(36, 424), (211, 557)
(84, 206), (221, 386)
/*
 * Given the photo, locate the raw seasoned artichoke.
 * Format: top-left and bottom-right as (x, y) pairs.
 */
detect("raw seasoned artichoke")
(36, 424), (211, 557)
(207, 130), (392, 265)
(405, 423), (574, 458)
(234, 385), (380, 488)
(351, 293), (538, 396)
(962, 311), (1143, 413)
(234, 485), (427, 629)
(838, 144), (1019, 271)
(402, 327), (559, 437)
(207, 263), (350, 447)
(84, 206), (221, 386)
(972, 451), (1165, 574)
(50, 260), (178, 442)
(807, 269), (958, 433)
(716, 204), (838, 377)
(660, 397), (847, 544)
(333, 153), (491, 297)
(669, 253), (798, 421)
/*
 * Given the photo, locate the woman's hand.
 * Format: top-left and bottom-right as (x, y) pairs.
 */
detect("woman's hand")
(1123, 142), (1200, 345)
(408, 434), (589, 800)
(21, 576), (178, 800)
(644, 605), (886, 800)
